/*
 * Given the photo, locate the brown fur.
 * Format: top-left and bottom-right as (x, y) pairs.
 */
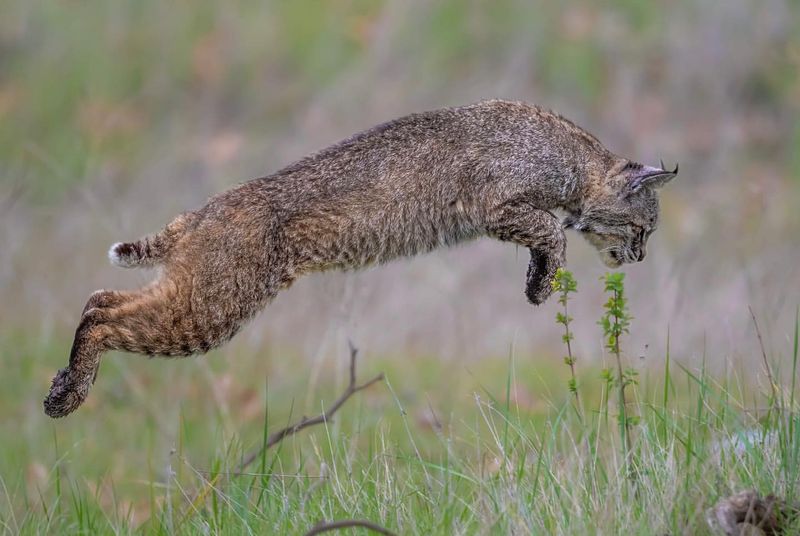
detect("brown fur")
(44, 99), (677, 418)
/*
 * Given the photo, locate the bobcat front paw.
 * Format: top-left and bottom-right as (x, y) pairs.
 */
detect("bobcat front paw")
(525, 273), (555, 305)
(524, 250), (556, 305)
(44, 367), (93, 418)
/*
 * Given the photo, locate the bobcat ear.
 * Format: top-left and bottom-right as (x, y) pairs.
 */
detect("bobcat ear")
(628, 161), (678, 193)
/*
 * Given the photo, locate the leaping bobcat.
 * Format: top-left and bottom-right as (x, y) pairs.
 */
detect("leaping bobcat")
(44, 99), (677, 418)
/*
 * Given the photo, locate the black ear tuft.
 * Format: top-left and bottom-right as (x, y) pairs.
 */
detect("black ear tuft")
(628, 162), (678, 193)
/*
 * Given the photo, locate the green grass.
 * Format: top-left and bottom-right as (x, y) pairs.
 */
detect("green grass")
(2, 1), (800, 532)
(1, 296), (798, 534)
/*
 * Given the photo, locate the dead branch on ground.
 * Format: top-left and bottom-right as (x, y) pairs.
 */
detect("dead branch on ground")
(238, 340), (384, 472)
(304, 519), (397, 536)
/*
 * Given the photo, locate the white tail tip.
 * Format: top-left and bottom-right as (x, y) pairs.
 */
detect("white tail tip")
(108, 242), (135, 267)
(108, 243), (123, 266)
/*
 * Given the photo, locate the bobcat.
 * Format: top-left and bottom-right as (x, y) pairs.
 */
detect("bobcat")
(44, 99), (677, 418)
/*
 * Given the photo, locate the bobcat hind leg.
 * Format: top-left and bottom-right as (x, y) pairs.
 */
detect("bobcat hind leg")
(45, 285), (182, 418)
(81, 289), (139, 315)
(46, 242), (293, 418)
(44, 306), (117, 418)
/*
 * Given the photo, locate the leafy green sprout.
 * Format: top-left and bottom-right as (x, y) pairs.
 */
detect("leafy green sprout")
(599, 272), (638, 462)
(552, 267), (582, 421)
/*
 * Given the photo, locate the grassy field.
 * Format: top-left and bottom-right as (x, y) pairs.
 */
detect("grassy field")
(2, 274), (798, 534)
(2, 1), (800, 534)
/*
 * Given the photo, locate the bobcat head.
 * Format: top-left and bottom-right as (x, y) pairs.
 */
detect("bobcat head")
(564, 160), (678, 268)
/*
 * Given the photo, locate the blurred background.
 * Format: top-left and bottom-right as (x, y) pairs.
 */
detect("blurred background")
(2, 2), (800, 524)
(2, 0), (799, 395)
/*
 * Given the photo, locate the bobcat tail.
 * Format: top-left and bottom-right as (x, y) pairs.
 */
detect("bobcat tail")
(108, 214), (192, 268)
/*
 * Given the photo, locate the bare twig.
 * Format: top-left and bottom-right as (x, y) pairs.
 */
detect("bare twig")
(304, 519), (397, 536)
(749, 306), (779, 409)
(238, 341), (384, 472)
(178, 342), (384, 527)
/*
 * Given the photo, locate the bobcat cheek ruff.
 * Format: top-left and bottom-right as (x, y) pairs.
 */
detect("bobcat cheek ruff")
(44, 99), (677, 417)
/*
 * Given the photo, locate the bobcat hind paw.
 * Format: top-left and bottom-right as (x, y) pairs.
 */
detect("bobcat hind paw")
(43, 367), (92, 418)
